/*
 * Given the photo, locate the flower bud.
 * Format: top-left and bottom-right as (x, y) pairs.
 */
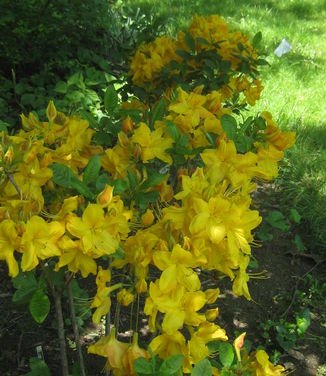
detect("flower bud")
(4, 146), (14, 164)
(122, 116), (133, 133)
(97, 184), (114, 207)
(118, 131), (129, 147)
(233, 332), (246, 362)
(46, 100), (57, 122)
(141, 209), (154, 226)
(205, 307), (219, 321)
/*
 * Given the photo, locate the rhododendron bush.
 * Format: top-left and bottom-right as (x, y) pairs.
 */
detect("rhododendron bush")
(0, 14), (295, 375)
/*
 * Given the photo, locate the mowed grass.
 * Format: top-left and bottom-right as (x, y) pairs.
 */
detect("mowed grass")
(126, 0), (326, 252)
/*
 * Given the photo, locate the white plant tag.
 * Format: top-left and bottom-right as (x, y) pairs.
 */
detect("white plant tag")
(274, 38), (292, 57)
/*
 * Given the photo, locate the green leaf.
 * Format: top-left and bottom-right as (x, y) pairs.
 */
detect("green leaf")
(219, 342), (234, 368)
(29, 289), (50, 324)
(293, 234), (306, 253)
(289, 208), (301, 224)
(135, 191), (159, 210)
(159, 354), (184, 375)
(266, 211), (289, 231)
(254, 117), (266, 130)
(257, 224), (273, 241)
(50, 163), (94, 199)
(296, 308), (311, 336)
(191, 358), (212, 376)
(112, 245), (125, 260)
(12, 272), (38, 305)
(104, 85), (119, 114)
(140, 173), (167, 191)
(207, 340), (221, 353)
(55, 81), (68, 94)
(96, 173), (112, 192)
(201, 128), (215, 146)
(150, 99), (166, 128)
(112, 179), (128, 195)
(134, 357), (154, 375)
(68, 71), (83, 86)
(185, 32), (196, 53)
(252, 31), (262, 48)
(0, 120), (8, 132)
(221, 114), (237, 140)
(83, 155), (101, 185)
(235, 135), (253, 153)
(127, 171), (138, 190)
(166, 120), (181, 141)
(25, 357), (50, 376)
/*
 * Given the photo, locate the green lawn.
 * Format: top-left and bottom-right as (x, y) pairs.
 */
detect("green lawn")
(126, 0), (326, 252)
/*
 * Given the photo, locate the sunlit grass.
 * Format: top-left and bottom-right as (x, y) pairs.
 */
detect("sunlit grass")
(126, 0), (326, 251)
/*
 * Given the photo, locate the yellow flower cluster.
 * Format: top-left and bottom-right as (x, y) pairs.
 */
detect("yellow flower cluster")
(130, 14), (263, 106)
(0, 103), (129, 279)
(0, 13), (295, 376)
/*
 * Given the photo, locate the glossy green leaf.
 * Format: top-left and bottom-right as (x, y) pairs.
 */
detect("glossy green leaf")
(29, 289), (50, 324)
(221, 114), (237, 140)
(219, 342), (234, 368)
(266, 211), (289, 231)
(134, 357), (153, 375)
(159, 354), (184, 375)
(104, 85), (119, 114)
(252, 31), (262, 48)
(150, 99), (166, 128)
(83, 155), (101, 185)
(191, 358), (212, 376)
(140, 173), (167, 191)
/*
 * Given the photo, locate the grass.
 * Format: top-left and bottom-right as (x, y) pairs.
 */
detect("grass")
(125, 0), (326, 253)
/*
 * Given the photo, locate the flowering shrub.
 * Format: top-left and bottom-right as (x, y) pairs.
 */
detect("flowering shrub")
(0, 14), (295, 375)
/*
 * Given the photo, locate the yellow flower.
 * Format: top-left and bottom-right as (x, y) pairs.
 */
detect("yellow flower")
(250, 350), (285, 375)
(117, 288), (135, 307)
(153, 244), (200, 292)
(131, 123), (174, 164)
(0, 219), (20, 277)
(67, 203), (119, 257)
(21, 216), (65, 271)
(55, 236), (97, 278)
(88, 328), (129, 369)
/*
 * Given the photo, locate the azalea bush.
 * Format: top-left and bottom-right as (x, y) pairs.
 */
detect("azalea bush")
(0, 14), (295, 375)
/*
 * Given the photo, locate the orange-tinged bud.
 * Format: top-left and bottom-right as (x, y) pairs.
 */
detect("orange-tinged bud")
(0, 144), (3, 159)
(46, 100), (57, 122)
(96, 184), (114, 207)
(29, 112), (39, 128)
(4, 146), (14, 164)
(20, 114), (33, 130)
(118, 131), (129, 147)
(117, 288), (135, 307)
(133, 144), (142, 159)
(141, 209), (154, 226)
(233, 332), (246, 362)
(122, 116), (133, 133)
(205, 307), (219, 321)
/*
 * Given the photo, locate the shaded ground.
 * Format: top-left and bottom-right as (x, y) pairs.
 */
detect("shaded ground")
(1, 189), (325, 375)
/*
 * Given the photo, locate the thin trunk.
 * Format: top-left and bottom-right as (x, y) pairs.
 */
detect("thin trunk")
(54, 290), (69, 376)
(67, 279), (86, 376)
